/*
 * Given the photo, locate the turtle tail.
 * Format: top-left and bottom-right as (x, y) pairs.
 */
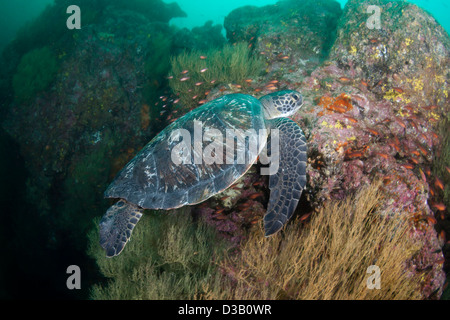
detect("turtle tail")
(99, 200), (143, 257)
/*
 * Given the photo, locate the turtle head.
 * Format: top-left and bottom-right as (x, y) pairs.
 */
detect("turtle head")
(260, 90), (303, 120)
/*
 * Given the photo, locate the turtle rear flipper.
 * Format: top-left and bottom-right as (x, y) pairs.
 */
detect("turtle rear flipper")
(99, 200), (143, 257)
(264, 118), (307, 236)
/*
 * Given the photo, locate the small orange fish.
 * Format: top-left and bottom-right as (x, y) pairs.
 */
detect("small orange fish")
(367, 129), (380, 136)
(432, 203), (446, 211)
(344, 116), (358, 123)
(214, 214), (227, 220)
(446, 166), (450, 174)
(369, 38), (378, 43)
(419, 133), (427, 141)
(411, 150), (420, 157)
(383, 176), (392, 185)
(265, 85), (277, 91)
(435, 178), (444, 191)
(253, 180), (264, 187)
(280, 55), (289, 60)
(192, 95), (198, 100)
(268, 80), (279, 84)
(210, 80), (217, 84)
(439, 230), (446, 242)
(238, 202), (251, 210)
(245, 79), (253, 83)
(418, 145), (428, 156)
(395, 118), (406, 128)
(419, 169), (428, 181)
(388, 143), (400, 153)
(338, 77), (353, 83)
(198, 99), (207, 104)
(345, 151), (364, 159)
(173, 99), (180, 104)
(200, 56), (207, 60)
(401, 163), (414, 170)
(426, 215), (437, 225)
(299, 212), (311, 222)
(248, 192), (264, 200)
(393, 87), (404, 93)
(429, 188), (435, 197)
(410, 157), (419, 165)
(195, 82), (204, 86)
(180, 77), (190, 82)
(375, 152), (389, 160)
(181, 70), (189, 74)
(360, 80), (369, 87)
(200, 68), (208, 73)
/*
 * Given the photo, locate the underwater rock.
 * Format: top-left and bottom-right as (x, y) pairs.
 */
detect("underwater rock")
(224, 0), (342, 73)
(194, 167), (268, 247)
(109, 0), (187, 23)
(330, 0), (450, 108)
(291, 0), (449, 298)
(1, 6), (177, 249)
(172, 20), (226, 53)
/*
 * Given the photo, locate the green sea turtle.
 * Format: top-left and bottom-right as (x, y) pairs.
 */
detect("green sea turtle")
(99, 90), (307, 257)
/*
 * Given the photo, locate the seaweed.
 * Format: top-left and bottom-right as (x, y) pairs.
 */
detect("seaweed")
(169, 42), (265, 111)
(88, 208), (229, 299)
(203, 180), (425, 300)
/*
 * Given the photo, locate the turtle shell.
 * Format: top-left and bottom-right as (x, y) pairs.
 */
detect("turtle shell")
(105, 93), (267, 209)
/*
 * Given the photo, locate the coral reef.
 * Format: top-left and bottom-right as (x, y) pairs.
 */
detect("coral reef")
(203, 181), (424, 300)
(189, 0), (449, 298)
(292, 0), (450, 297)
(1, 0), (449, 300)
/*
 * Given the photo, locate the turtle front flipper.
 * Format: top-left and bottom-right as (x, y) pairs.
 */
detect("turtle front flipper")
(99, 200), (143, 257)
(264, 118), (307, 236)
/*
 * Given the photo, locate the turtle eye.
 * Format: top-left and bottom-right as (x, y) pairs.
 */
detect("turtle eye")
(116, 200), (125, 207)
(292, 94), (299, 100)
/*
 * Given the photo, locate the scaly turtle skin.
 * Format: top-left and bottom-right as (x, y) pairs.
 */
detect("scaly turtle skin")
(99, 90), (307, 257)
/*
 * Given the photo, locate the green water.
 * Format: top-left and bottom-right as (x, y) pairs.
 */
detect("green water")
(1, 0), (449, 52)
